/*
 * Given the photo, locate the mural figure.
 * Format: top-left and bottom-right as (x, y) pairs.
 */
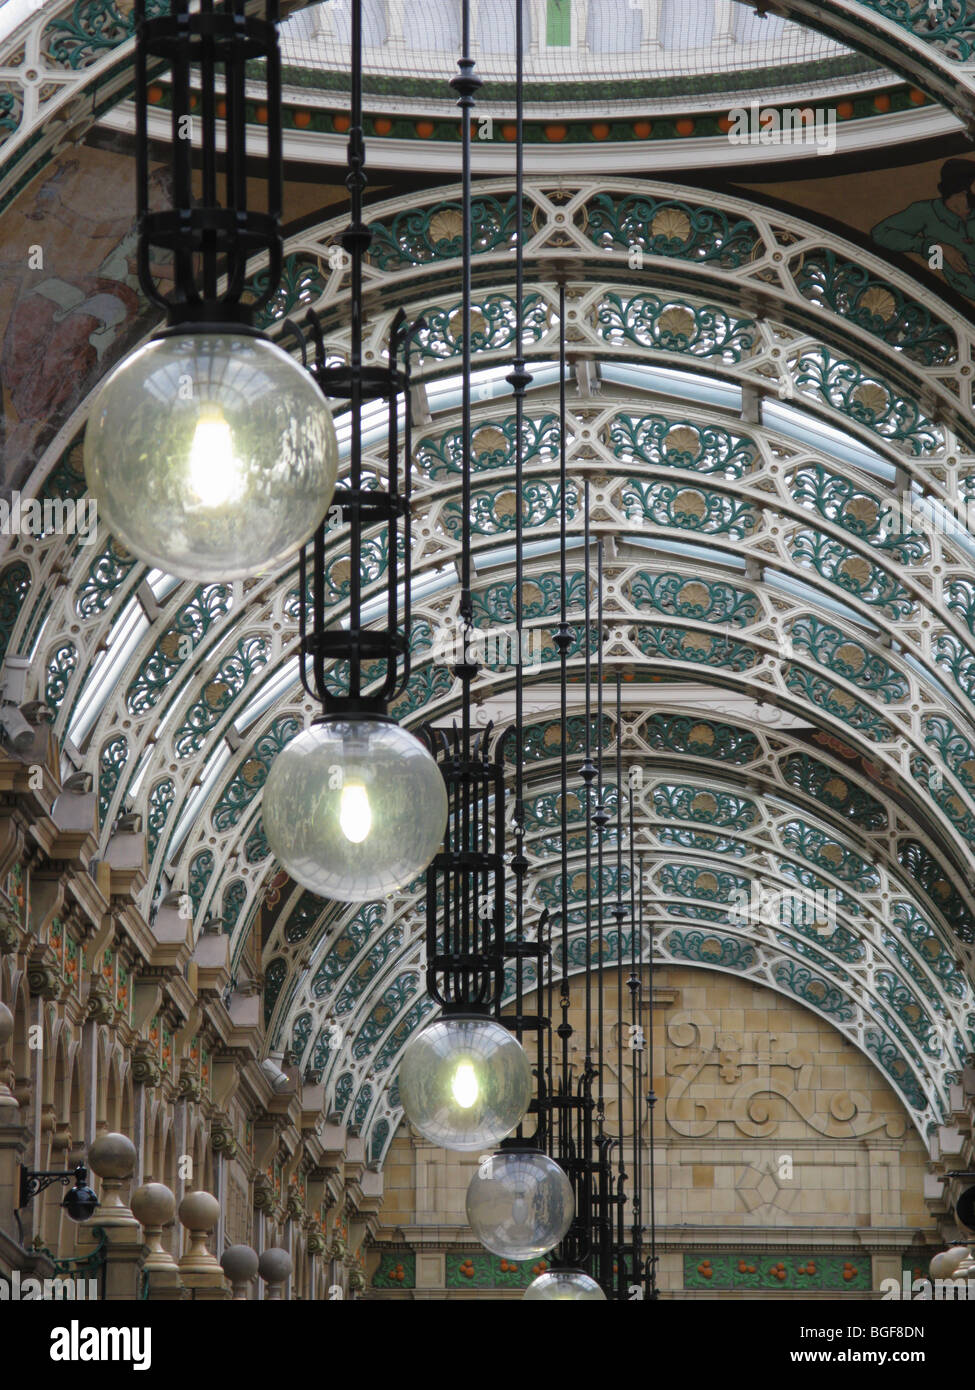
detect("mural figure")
(872, 157), (975, 299)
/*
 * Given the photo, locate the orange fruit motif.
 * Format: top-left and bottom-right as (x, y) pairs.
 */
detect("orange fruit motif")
(718, 115), (733, 133)
(909, 89), (927, 105)
(333, 114), (351, 133)
(633, 120), (652, 139)
(374, 117), (392, 135)
(255, 105), (268, 124)
(591, 122), (610, 141)
(293, 111), (311, 129)
(147, 85), (164, 104)
(675, 118), (695, 136)
(502, 123), (517, 141)
(836, 101), (854, 119)
(873, 94), (891, 113)
(216, 99), (227, 119)
(546, 124), (567, 142)
(415, 120), (435, 138)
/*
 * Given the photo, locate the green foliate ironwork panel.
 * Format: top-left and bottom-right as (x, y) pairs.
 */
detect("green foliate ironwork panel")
(352, 1084), (373, 1127)
(864, 1028), (927, 1109)
(621, 478), (755, 537)
(389, 664), (454, 721)
(791, 464), (929, 562)
(657, 826), (748, 857)
(514, 714), (614, 762)
(320, 535), (390, 604)
(373, 997), (436, 1073)
(372, 1252), (417, 1290)
(0, 562), (30, 665)
(367, 195), (527, 270)
(172, 635), (271, 756)
(652, 784), (757, 829)
(444, 479), (577, 536)
(284, 891), (325, 945)
(75, 536), (138, 619)
(779, 752), (888, 829)
(45, 642), (78, 713)
(597, 294), (756, 361)
(212, 715), (302, 832)
(665, 929), (756, 969)
(334, 927), (404, 1016)
(414, 293), (548, 361)
(43, 0), (168, 70)
(898, 839), (975, 943)
(792, 250), (957, 366)
(263, 958), (287, 1026)
(779, 862), (864, 921)
(791, 532), (915, 620)
(643, 714), (759, 763)
(659, 864), (749, 902)
(416, 413), (560, 481)
(910, 754), (975, 843)
(188, 850), (214, 916)
(536, 863), (630, 909)
(126, 584), (233, 715)
(784, 668), (892, 743)
(780, 820), (879, 889)
(634, 624), (757, 671)
(785, 916), (865, 964)
(889, 901), (966, 997)
(933, 633), (975, 707)
(684, 1252), (870, 1291)
(473, 570), (586, 624)
(248, 253), (327, 329)
(857, 0), (975, 61)
(333, 1072), (353, 1116)
(221, 880), (247, 933)
(352, 974), (418, 1059)
(944, 578), (975, 637)
(775, 934), (851, 981)
(773, 960), (855, 1019)
(584, 194), (763, 268)
(608, 415), (758, 478)
(291, 1012), (312, 1061)
(792, 348), (943, 456)
(555, 931), (634, 972)
(311, 903), (385, 998)
(874, 971), (942, 1053)
(446, 1252), (553, 1289)
(146, 778), (175, 860)
(97, 735), (128, 827)
(627, 572), (758, 626)
(789, 616), (908, 702)
(244, 820), (269, 864)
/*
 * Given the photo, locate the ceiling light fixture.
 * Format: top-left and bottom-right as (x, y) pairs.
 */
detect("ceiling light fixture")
(84, 0), (337, 582)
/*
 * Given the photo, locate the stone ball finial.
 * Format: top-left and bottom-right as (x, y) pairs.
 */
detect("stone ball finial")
(88, 1131), (137, 1180)
(178, 1189), (221, 1233)
(131, 1181), (176, 1229)
(0, 1000), (13, 1048)
(222, 1245), (259, 1283)
(258, 1247), (293, 1284)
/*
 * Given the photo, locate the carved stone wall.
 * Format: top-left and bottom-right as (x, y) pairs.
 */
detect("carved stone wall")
(369, 964), (938, 1298)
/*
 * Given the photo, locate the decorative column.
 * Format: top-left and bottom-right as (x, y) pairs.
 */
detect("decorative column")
(80, 1132), (142, 1299)
(177, 1191), (229, 1299)
(131, 1181), (184, 1300)
(0, 997), (27, 1244)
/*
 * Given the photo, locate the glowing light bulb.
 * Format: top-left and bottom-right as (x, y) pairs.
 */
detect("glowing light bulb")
(451, 1062), (479, 1109)
(339, 782), (372, 844)
(188, 404), (243, 507)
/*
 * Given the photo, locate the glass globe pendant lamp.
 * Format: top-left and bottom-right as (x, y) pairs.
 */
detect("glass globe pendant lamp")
(523, 1269), (607, 1301)
(84, 0), (339, 582)
(262, 714), (448, 903)
(466, 1148), (574, 1260)
(84, 330), (338, 582)
(398, 1016), (533, 1151)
